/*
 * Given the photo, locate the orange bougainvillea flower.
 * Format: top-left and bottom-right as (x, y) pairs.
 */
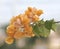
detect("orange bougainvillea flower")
(20, 15), (30, 25)
(6, 25), (17, 37)
(14, 31), (25, 39)
(5, 7), (43, 44)
(36, 10), (43, 16)
(24, 25), (33, 32)
(28, 7), (33, 12)
(5, 37), (14, 44)
(32, 15), (39, 22)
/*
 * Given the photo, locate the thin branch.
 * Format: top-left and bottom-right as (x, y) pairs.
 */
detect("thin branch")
(55, 21), (60, 23)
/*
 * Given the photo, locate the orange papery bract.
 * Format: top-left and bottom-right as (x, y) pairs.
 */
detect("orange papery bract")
(14, 31), (25, 39)
(6, 25), (17, 37)
(5, 7), (43, 44)
(5, 37), (14, 44)
(21, 15), (30, 25)
(36, 10), (43, 16)
(32, 15), (39, 22)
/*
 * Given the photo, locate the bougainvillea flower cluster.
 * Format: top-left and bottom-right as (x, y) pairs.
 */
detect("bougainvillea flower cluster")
(5, 7), (43, 44)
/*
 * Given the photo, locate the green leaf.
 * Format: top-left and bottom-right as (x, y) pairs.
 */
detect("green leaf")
(32, 20), (50, 37)
(38, 26), (50, 37)
(44, 19), (55, 30)
(32, 24), (41, 37)
(38, 19), (45, 25)
(32, 19), (56, 37)
(52, 23), (56, 31)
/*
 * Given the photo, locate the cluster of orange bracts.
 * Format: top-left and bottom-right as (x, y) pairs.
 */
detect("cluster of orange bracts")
(5, 7), (43, 44)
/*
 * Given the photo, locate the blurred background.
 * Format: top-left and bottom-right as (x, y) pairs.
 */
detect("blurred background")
(0, 0), (60, 49)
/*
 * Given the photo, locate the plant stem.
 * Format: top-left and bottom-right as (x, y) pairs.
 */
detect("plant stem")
(55, 21), (60, 23)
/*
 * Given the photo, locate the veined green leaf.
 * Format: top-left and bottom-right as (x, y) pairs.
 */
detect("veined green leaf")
(32, 20), (50, 37)
(38, 25), (50, 37)
(38, 19), (45, 25)
(32, 24), (41, 37)
(44, 19), (55, 30)
(32, 19), (56, 37)
(52, 23), (56, 31)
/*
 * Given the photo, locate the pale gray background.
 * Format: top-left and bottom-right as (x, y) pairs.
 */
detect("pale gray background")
(0, 0), (60, 23)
